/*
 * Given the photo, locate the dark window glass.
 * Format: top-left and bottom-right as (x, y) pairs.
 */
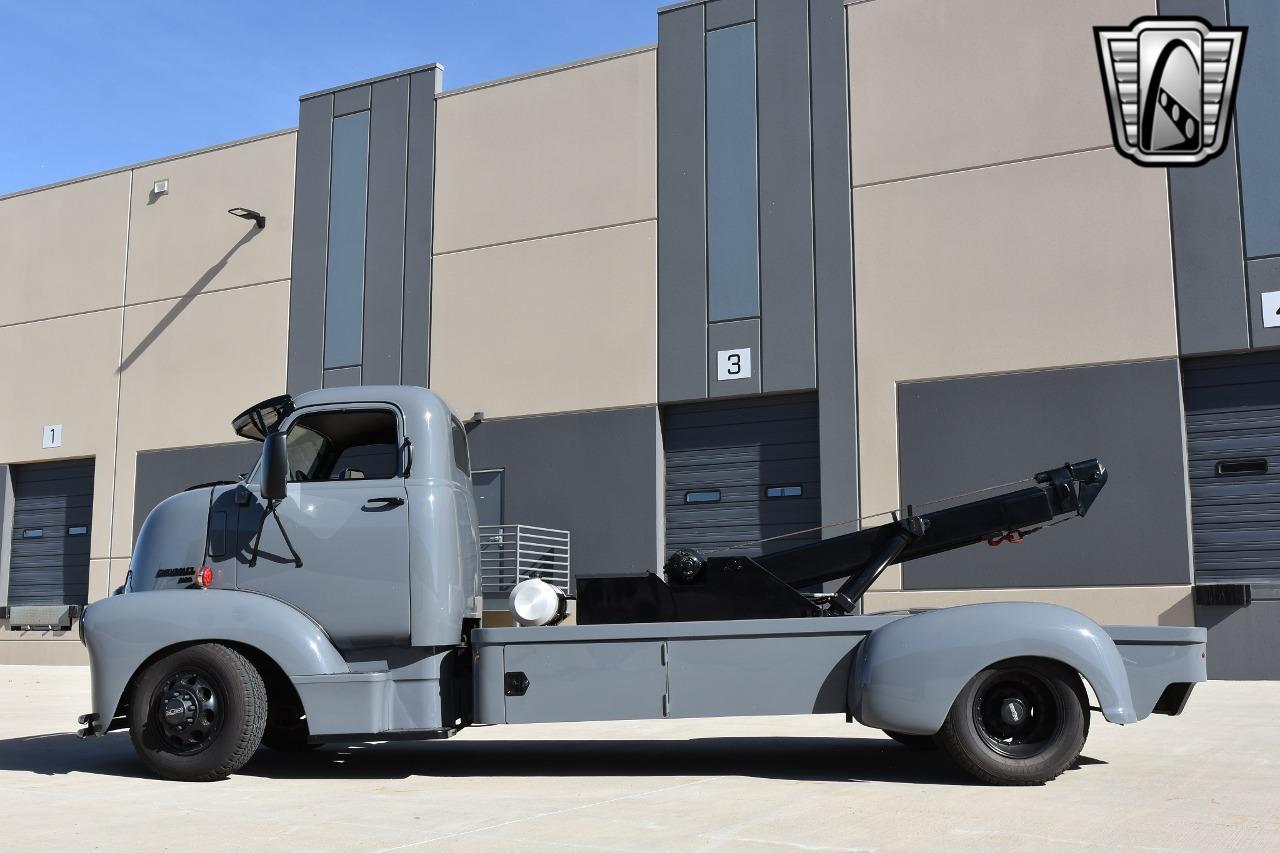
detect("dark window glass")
(68, 526), (89, 536)
(451, 418), (471, 478)
(765, 485), (804, 499)
(685, 490), (722, 504)
(706, 22), (760, 322)
(285, 409), (398, 482)
(1231, 1), (1280, 257)
(22, 529), (43, 538)
(323, 111), (371, 368)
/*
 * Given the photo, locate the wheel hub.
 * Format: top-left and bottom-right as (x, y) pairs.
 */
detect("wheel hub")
(1000, 697), (1028, 727)
(972, 669), (1062, 759)
(151, 670), (221, 755)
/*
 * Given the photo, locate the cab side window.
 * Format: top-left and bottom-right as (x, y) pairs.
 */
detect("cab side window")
(450, 417), (471, 479)
(285, 410), (400, 481)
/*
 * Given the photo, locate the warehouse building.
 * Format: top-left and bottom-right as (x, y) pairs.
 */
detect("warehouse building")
(0, 0), (1277, 677)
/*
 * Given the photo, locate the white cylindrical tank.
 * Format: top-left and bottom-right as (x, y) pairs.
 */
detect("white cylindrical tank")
(508, 578), (568, 627)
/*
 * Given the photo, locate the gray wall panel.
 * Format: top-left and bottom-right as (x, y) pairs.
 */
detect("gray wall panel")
(467, 407), (662, 578)
(810, 0), (859, 538)
(1246, 257), (1280, 349)
(1196, 597), (1280, 679)
(0, 466), (12, 608)
(362, 76), (410, 385)
(332, 85), (371, 116)
(323, 365), (362, 388)
(1159, 0), (1250, 356)
(707, 319), (762, 397)
(758, 0), (817, 393)
(658, 5), (709, 403)
(133, 443), (262, 544)
(287, 94), (333, 395)
(403, 68), (440, 388)
(898, 360), (1193, 589)
(705, 0), (754, 29)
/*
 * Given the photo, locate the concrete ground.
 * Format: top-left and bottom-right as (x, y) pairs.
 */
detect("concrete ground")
(0, 667), (1275, 853)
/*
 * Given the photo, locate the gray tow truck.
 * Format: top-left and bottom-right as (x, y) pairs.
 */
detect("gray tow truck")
(78, 386), (1206, 785)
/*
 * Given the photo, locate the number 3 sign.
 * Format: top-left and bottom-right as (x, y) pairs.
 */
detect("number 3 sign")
(717, 348), (752, 381)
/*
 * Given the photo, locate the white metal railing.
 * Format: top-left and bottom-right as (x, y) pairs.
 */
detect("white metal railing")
(479, 524), (571, 596)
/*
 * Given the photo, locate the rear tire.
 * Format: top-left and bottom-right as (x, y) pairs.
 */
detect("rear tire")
(883, 730), (938, 750)
(128, 643), (267, 781)
(937, 658), (1087, 786)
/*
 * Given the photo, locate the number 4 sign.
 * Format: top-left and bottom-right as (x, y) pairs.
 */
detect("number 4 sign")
(717, 348), (752, 381)
(42, 424), (62, 449)
(1262, 291), (1280, 329)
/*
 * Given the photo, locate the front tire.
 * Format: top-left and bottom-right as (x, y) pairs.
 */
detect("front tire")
(128, 643), (267, 781)
(937, 658), (1087, 786)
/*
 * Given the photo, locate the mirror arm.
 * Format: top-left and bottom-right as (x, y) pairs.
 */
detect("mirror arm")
(403, 438), (413, 478)
(247, 498), (303, 569)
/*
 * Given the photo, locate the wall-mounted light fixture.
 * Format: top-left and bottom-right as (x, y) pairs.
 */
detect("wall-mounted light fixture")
(227, 207), (267, 229)
(152, 179), (169, 196)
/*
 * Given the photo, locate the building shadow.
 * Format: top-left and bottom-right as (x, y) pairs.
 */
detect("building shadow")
(117, 225), (261, 375)
(0, 730), (1104, 786)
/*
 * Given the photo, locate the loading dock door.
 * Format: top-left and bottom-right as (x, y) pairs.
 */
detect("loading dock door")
(1183, 354), (1280, 583)
(663, 393), (820, 558)
(8, 459), (94, 606)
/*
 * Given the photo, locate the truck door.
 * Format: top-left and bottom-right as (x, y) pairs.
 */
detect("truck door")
(238, 405), (410, 648)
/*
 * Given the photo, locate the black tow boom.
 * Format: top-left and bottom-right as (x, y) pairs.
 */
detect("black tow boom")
(576, 460), (1108, 625)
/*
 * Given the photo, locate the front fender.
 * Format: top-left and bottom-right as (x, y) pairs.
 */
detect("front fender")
(850, 602), (1137, 735)
(81, 589), (349, 734)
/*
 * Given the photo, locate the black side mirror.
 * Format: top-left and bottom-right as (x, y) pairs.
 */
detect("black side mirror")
(261, 432), (288, 501)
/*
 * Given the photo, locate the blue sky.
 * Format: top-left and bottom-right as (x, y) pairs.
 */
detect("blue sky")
(0, 1), (666, 195)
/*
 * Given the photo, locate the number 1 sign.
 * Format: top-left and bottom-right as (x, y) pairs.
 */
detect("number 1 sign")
(42, 424), (62, 449)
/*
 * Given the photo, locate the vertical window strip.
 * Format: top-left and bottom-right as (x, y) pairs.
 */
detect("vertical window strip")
(705, 22), (761, 322)
(323, 111), (371, 369)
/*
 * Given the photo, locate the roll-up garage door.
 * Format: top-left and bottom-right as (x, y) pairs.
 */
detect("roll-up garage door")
(663, 393), (820, 558)
(1183, 354), (1280, 584)
(8, 459), (94, 606)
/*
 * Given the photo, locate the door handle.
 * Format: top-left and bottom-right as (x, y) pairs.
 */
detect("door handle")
(366, 497), (405, 508)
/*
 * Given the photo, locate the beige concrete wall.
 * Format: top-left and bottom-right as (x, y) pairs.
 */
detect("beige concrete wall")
(864, 585), (1195, 628)
(853, 149), (1175, 591)
(110, 281), (290, 557)
(125, 133), (295, 305)
(0, 132), (295, 610)
(0, 172), (130, 325)
(848, 0), (1156, 184)
(0, 633), (88, 665)
(431, 221), (656, 419)
(0, 310), (124, 561)
(434, 49), (656, 253)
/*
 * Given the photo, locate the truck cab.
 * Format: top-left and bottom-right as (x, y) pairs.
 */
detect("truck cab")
(132, 386), (482, 648)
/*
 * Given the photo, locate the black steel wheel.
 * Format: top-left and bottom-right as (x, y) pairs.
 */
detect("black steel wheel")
(937, 658), (1087, 785)
(883, 729), (938, 750)
(129, 643), (267, 781)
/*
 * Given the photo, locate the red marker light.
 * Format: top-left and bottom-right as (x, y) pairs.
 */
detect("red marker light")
(194, 566), (214, 588)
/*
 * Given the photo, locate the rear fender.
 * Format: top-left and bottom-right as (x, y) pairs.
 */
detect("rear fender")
(81, 589), (348, 734)
(850, 602), (1137, 735)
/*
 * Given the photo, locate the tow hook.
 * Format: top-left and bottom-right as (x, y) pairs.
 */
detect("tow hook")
(76, 713), (98, 739)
